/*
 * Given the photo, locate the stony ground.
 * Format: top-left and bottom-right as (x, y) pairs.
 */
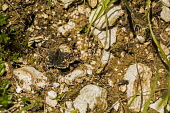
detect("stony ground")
(0, 0), (170, 113)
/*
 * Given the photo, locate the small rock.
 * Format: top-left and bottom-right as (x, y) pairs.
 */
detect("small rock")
(46, 96), (58, 107)
(28, 35), (46, 47)
(119, 85), (126, 92)
(42, 13), (48, 18)
(160, 43), (170, 55)
(59, 69), (86, 84)
(84, 64), (95, 75)
(2, 4), (8, 11)
(78, 5), (91, 16)
(113, 101), (120, 111)
(60, 83), (69, 93)
(108, 78), (114, 87)
(101, 50), (113, 65)
(16, 85), (22, 93)
(161, 0), (170, 7)
(53, 83), (60, 88)
(59, 44), (72, 53)
(60, 0), (75, 4)
(165, 26), (170, 35)
(48, 91), (57, 99)
(88, 0), (98, 8)
(160, 6), (170, 22)
(13, 67), (48, 92)
(89, 5), (124, 29)
(124, 63), (152, 112)
(96, 50), (114, 74)
(58, 21), (75, 35)
(92, 27), (117, 49)
(73, 85), (107, 113)
(150, 98), (170, 113)
(60, 0), (76, 8)
(135, 35), (145, 43)
(65, 101), (75, 113)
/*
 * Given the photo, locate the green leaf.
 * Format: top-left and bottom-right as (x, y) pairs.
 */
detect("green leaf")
(0, 62), (5, 76)
(0, 33), (10, 44)
(2, 81), (10, 90)
(0, 14), (7, 26)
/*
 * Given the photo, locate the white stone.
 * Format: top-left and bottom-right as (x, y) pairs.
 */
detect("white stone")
(28, 35), (44, 46)
(73, 85), (107, 113)
(88, 0), (98, 8)
(113, 101), (120, 111)
(16, 85), (22, 93)
(78, 5), (91, 17)
(89, 5), (124, 29)
(65, 101), (74, 113)
(165, 26), (170, 35)
(161, 0), (170, 7)
(59, 69), (86, 84)
(2, 4), (8, 11)
(160, 43), (170, 55)
(108, 78), (114, 87)
(84, 64), (95, 75)
(167, 104), (170, 112)
(86, 69), (92, 75)
(92, 27), (117, 49)
(101, 50), (113, 65)
(58, 21), (75, 35)
(149, 98), (170, 113)
(46, 96), (58, 107)
(60, 83), (69, 93)
(60, 0), (76, 8)
(53, 83), (60, 88)
(48, 91), (57, 99)
(135, 35), (145, 43)
(59, 44), (72, 53)
(124, 63), (152, 112)
(160, 6), (170, 22)
(60, 0), (75, 4)
(66, 101), (73, 109)
(119, 85), (126, 92)
(42, 13), (48, 18)
(27, 26), (34, 32)
(70, 5), (91, 19)
(13, 67), (48, 91)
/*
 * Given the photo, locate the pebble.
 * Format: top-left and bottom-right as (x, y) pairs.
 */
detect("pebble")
(160, 43), (170, 55)
(16, 85), (22, 93)
(13, 67), (48, 92)
(92, 26), (117, 49)
(60, 0), (76, 8)
(124, 63), (152, 112)
(160, 6), (170, 22)
(87, 0), (98, 8)
(161, 0), (170, 7)
(57, 21), (76, 35)
(2, 4), (8, 11)
(46, 96), (58, 107)
(101, 50), (114, 65)
(53, 83), (60, 88)
(73, 84), (107, 113)
(135, 35), (145, 43)
(48, 90), (57, 99)
(59, 69), (86, 84)
(89, 5), (124, 29)
(150, 98), (170, 113)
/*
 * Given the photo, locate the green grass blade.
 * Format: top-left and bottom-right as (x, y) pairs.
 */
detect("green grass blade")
(147, 0), (170, 70)
(142, 67), (159, 113)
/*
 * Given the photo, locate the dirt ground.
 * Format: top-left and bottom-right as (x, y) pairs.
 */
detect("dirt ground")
(0, 0), (170, 113)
